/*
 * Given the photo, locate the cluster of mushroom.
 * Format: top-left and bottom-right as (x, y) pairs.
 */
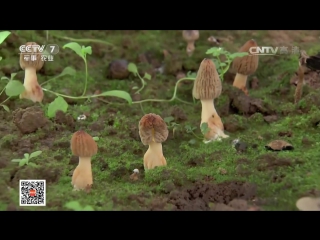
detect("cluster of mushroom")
(138, 42), (260, 168)
(182, 31), (259, 96)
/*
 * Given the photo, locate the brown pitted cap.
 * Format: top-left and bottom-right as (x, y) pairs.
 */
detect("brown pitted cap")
(20, 42), (44, 71)
(182, 30), (199, 42)
(192, 58), (222, 100)
(71, 130), (98, 157)
(232, 39), (259, 76)
(138, 113), (168, 145)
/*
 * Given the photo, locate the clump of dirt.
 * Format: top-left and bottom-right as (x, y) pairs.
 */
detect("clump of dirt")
(54, 110), (75, 129)
(227, 87), (273, 115)
(256, 153), (294, 171)
(107, 59), (130, 79)
(300, 90), (320, 112)
(13, 106), (48, 134)
(10, 165), (62, 187)
(211, 198), (260, 211)
(163, 106), (188, 122)
(167, 180), (256, 210)
(224, 115), (247, 133)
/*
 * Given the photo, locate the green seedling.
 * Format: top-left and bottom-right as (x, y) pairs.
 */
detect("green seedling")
(0, 73), (25, 112)
(200, 123), (210, 135)
(164, 116), (180, 138)
(40, 42), (132, 106)
(185, 124), (202, 143)
(0, 31), (11, 61)
(127, 63), (152, 94)
(47, 96), (68, 118)
(206, 47), (248, 81)
(49, 31), (116, 51)
(64, 201), (94, 211)
(11, 151), (43, 167)
(92, 137), (99, 141)
(63, 42), (92, 96)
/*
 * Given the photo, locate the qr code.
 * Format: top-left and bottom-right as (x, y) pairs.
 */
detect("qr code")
(19, 180), (46, 206)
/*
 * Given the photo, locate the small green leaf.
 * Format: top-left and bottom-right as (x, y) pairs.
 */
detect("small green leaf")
(0, 31), (11, 45)
(229, 52), (248, 59)
(200, 122), (210, 135)
(99, 90), (132, 104)
(63, 42), (84, 59)
(127, 63), (138, 75)
(1, 76), (10, 81)
(164, 116), (175, 123)
(59, 67), (76, 77)
(11, 159), (22, 162)
(10, 73), (17, 80)
(212, 59), (220, 69)
(47, 96), (68, 118)
(206, 48), (218, 54)
(24, 153), (30, 159)
(188, 139), (196, 145)
(0, 56), (2, 61)
(65, 201), (82, 211)
(206, 47), (226, 57)
(19, 159), (28, 167)
(29, 151), (42, 159)
(2, 105), (9, 112)
(92, 137), (99, 141)
(219, 62), (227, 67)
(27, 162), (38, 167)
(82, 46), (92, 55)
(186, 71), (197, 78)
(143, 72), (151, 80)
(5, 80), (25, 97)
(132, 86), (139, 90)
(82, 205), (94, 211)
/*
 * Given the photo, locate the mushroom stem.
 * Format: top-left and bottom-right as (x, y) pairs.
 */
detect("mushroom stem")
(144, 142), (167, 170)
(72, 157), (93, 190)
(186, 41), (195, 56)
(24, 67), (38, 85)
(20, 67), (43, 103)
(200, 99), (217, 124)
(233, 73), (248, 95)
(200, 99), (228, 140)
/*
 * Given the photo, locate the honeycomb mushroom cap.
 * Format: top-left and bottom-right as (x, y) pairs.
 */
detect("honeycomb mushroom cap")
(182, 30), (199, 42)
(20, 42), (44, 71)
(192, 58), (222, 100)
(232, 39), (259, 75)
(71, 130), (98, 157)
(138, 113), (168, 145)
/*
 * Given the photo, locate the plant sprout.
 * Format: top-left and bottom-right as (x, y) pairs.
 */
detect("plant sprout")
(0, 31), (11, 61)
(11, 151), (42, 167)
(127, 63), (151, 94)
(0, 73), (25, 112)
(64, 201), (94, 211)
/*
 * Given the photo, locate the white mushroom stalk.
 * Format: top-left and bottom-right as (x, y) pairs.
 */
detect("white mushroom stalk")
(73, 157), (92, 190)
(144, 141), (165, 168)
(200, 99), (217, 124)
(20, 67), (43, 103)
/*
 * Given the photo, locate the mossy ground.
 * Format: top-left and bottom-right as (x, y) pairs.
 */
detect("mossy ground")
(0, 30), (320, 211)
